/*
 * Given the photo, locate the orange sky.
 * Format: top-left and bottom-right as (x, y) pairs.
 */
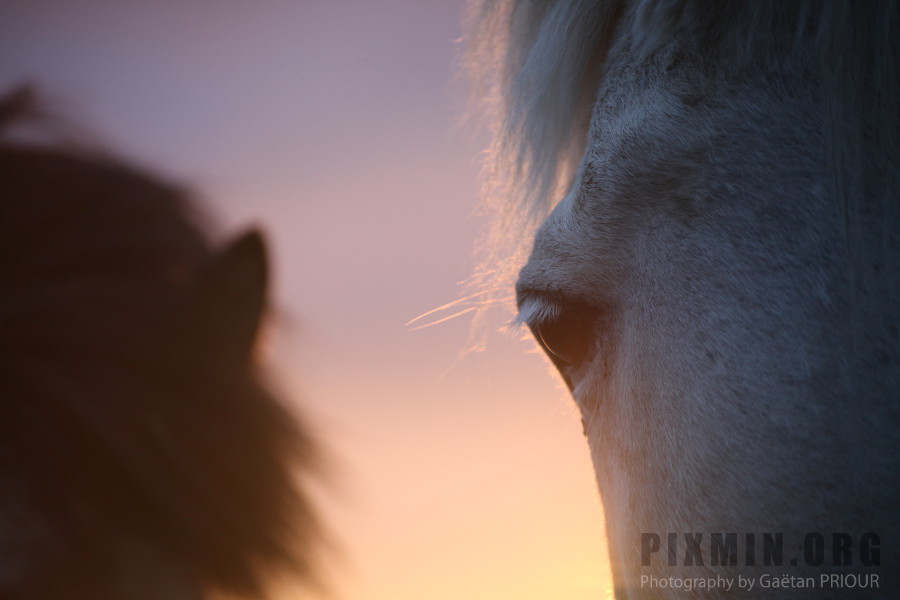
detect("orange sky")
(0, 2), (611, 598)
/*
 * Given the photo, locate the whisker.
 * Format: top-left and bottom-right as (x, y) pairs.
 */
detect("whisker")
(407, 306), (480, 331)
(404, 289), (494, 326)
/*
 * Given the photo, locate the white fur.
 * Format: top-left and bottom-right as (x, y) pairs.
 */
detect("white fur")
(467, 1), (900, 597)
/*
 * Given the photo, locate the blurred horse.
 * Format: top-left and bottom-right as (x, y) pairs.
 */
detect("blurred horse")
(467, 1), (899, 597)
(0, 88), (320, 599)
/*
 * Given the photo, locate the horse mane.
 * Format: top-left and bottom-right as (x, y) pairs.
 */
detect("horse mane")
(464, 0), (900, 301)
(0, 87), (321, 598)
(464, 0), (622, 296)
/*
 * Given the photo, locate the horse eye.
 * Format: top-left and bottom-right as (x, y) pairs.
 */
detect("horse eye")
(533, 309), (592, 365)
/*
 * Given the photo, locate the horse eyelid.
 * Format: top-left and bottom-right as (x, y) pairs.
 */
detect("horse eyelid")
(514, 295), (562, 331)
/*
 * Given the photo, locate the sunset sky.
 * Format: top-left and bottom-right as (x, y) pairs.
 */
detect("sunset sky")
(0, 2), (611, 598)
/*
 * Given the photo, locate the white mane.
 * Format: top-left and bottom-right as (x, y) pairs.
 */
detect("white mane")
(463, 0), (621, 307)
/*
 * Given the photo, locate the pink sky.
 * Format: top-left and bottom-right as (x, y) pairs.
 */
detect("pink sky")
(0, 2), (611, 598)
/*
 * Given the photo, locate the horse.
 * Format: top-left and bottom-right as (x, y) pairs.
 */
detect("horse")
(0, 87), (321, 599)
(465, 1), (899, 597)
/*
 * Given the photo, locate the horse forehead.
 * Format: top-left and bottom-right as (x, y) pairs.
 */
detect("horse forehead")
(520, 93), (706, 294)
(521, 32), (830, 299)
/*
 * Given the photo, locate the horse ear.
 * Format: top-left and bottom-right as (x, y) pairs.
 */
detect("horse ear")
(195, 229), (269, 361)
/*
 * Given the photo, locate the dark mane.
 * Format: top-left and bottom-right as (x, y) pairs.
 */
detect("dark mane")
(0, 87), (320, 599)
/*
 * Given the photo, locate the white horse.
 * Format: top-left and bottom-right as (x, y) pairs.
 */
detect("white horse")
(0, 87), (321, 599)
(466, 1), (899, 597)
